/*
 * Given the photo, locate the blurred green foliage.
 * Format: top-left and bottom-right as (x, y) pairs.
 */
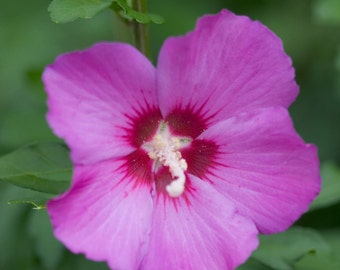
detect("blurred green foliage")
(48, 0), (114, 23)
(0, 0), (339, 269)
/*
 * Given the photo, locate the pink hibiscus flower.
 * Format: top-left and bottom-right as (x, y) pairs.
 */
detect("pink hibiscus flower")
(43, 9), (320, 270)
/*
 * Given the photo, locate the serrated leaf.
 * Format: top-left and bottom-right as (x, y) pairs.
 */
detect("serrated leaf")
(309, 161), (340, 211)
(48, 0), (114, 23)
(115, 0), (164, 24)
(252, 227), (330, 270)
(0, 142), (72, 194)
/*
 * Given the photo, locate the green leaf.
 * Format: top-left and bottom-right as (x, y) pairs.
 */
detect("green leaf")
(48, 0), (114, 23)
(0, 142), (72, 194)
(237, 257), (273, 270)
(309, 161), (340, 211)
(294, 229), (340, 270)
(294, 252), (340, 270)
(8, 198), (49, 209)
(115, 0), (164, 24)
(252, 227), (330, 270)
(321, 229), (340, 252)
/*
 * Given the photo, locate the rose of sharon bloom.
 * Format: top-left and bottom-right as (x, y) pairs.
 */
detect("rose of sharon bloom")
(43, 9), (320, 270)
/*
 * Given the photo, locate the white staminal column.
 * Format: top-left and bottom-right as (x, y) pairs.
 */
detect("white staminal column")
(146, 131), (188, 197)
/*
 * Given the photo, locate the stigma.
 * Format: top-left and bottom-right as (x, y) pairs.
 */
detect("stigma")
(144, 125), (190, 197)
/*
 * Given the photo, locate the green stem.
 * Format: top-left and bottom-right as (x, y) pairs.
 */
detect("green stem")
(131, 0), (151, 59)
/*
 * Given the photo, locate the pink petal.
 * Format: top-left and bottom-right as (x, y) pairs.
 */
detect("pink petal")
(141, 175), (258, 270)
(47, 159), (153, 270)
(199, 107), (320, 233)
(43, 42), (158, 165)
(157, 10), (298, 126)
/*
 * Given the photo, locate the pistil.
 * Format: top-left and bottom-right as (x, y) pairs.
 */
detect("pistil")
(146, 131), (188, 197)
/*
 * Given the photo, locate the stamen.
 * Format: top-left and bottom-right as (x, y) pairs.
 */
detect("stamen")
(147, 133), (188, 197)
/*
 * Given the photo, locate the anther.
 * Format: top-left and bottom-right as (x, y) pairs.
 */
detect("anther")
(147, 133), (188, 197)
